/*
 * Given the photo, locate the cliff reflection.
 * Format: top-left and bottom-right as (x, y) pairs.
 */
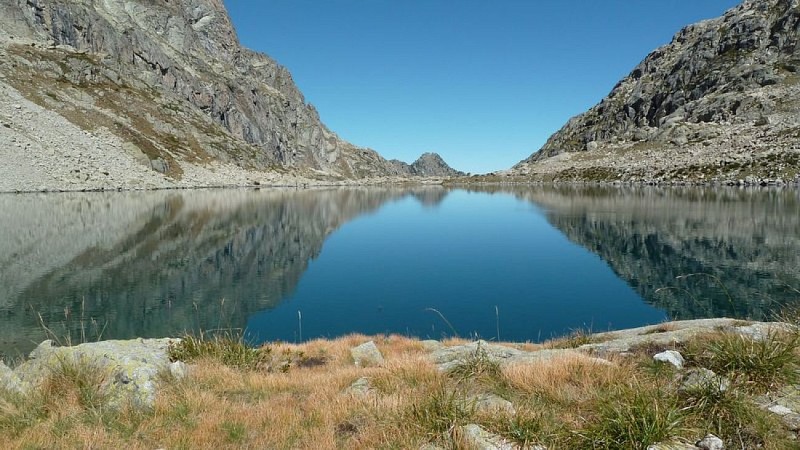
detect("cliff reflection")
(0, 187), (448, 355)
(478, 185), (800, 320)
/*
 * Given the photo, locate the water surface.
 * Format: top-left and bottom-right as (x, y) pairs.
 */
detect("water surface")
(1, 185), (798, 356)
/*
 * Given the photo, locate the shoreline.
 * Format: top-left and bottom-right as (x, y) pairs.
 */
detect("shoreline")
(2, 317), (800, 448)
(3, 176), (800, 195)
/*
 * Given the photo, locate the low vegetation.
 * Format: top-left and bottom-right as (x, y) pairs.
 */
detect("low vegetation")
(1, 325), (800, 448)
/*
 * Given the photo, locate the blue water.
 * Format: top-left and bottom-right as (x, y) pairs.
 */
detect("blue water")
(2, 185), (797, 355)
(246, 190), (664, 343)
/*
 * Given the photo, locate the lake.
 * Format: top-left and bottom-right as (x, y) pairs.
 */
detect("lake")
(1, 185), (798, 356)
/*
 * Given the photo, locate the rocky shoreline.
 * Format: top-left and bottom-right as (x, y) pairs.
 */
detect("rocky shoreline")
(2, 318), (800, 448)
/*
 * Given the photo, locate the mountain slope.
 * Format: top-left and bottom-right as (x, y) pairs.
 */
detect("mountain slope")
(512, 0), (800, 184)
(0, 0), (460, 191)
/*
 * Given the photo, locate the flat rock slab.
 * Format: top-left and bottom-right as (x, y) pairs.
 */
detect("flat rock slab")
(471, 393), (515, 415)
(647, 443), (700, 450)
(7, 338), (179, 409)
(430, 340), (603, 372)
(456, 424), (518, 450)
(757, 385), (800, 430)
(580, 318), (790, 354)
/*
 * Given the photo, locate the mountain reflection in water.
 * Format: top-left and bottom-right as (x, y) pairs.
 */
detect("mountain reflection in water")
(0, 188), (437, 355)
(1, 185), (797, 356)
(495, 185), (800, 321)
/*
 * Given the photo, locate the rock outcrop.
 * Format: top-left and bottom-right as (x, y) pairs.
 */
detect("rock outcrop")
(0, 0), (460, 190)
(512, 0), (800, 184)
(1, 338), (182, 409)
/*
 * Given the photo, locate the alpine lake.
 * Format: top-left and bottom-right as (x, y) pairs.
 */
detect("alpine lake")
(2, 185), (798, 357)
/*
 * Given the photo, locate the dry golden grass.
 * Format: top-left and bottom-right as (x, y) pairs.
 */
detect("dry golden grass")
(1, 330), (798, 449)
(644, 322), (679, 334)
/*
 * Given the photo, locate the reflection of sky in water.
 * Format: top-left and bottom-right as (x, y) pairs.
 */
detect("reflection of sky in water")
(247, 190), (665, 344)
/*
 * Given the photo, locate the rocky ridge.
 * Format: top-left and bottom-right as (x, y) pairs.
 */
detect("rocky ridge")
(511, 0), (800, 185)
(0, 0), (461, 191)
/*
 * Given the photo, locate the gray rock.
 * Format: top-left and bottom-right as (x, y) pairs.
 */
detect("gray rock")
(695, 434), (724, 450)
(583, 319), (780, 355)
(757, 386), (800, 431)
(471, 393), (515, 415)
(735, 323), (793, 341)
(430, 340), (596, 372)
(351, 341), (384, 367)
(344, 377), (372, 397)
(0, 360), (25, 395)
(420, 340), (444, 351)
(456, 424), (516, 450)
(647, 443), (698, 450)
(680, 368), (730, 394)
(168, 360), (188, 380)
(150, 158), (169, 174)
(12, 338), (179, 409)
(768, 404), (794, 416)
(653, 350), (685, 369)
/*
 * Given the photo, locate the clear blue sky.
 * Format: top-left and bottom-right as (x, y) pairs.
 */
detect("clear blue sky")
(223, 0), (741, 174)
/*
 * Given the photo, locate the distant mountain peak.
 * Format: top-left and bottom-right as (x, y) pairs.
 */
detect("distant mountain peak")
(410, 152), (465, 177)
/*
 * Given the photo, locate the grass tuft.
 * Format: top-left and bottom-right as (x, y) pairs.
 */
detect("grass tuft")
(408, 384), (476, 440)
(687, 330), (800, 392)
(679, 379), (783, 449)
(43, 355), (109, 412)
(447, 343), (502, 383)
(168, 333), (270, 371)
(575, 382), (685, 450)
(487, 408), (553, 447)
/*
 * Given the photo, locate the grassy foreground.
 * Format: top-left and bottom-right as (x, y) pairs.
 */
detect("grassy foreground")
(1, 328), (799, 449)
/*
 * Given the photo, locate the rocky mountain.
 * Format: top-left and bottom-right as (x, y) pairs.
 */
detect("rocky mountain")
(387, 152), (465, 178)
(410, 152), (466, 177)
(512, 0), (800, 185)
(0, 0), (460, 191)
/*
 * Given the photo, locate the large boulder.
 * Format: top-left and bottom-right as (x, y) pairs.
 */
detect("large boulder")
(7, 338), (181, 409)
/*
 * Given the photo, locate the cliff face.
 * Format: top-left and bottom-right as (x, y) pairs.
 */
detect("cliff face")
(512, 0), (800, 184)
(0, 0), (460, 188)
